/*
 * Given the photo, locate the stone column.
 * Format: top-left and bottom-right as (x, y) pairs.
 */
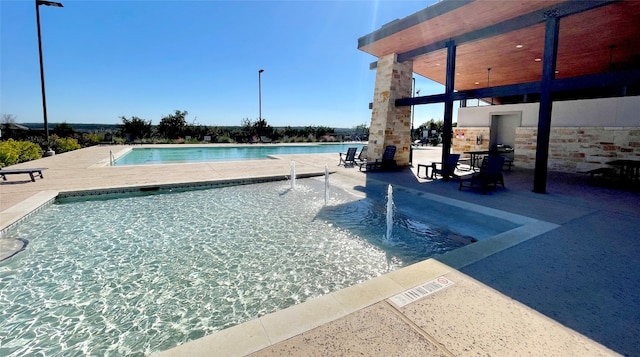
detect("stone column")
(368, 53), (413, 166)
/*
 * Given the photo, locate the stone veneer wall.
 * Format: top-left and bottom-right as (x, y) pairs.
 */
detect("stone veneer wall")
(368, 53), (413, 166)
(453, 127), (640, 172)
(452, 127), (491, 154)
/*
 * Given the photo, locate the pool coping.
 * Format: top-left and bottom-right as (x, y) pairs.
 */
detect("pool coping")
(0, 173), (325, 235)
(94, 143), (367, 168)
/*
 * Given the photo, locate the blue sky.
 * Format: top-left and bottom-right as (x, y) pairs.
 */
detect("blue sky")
(1, 0), (447, 128)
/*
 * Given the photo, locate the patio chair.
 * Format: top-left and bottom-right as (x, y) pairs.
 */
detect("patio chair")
(339, 147), (358, 166)
(430, 153), (461, 181)
(381, 145), (398, 170)
(459, 155), (505, 193)
(355, 146), (368, 171)
(365, 145), (398, 171)
(98, 133), (114, 145)
(0, 167), (46, 182)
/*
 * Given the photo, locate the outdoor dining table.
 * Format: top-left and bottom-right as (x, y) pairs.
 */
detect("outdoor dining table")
(463, 151), (490, 171)
(463, 148), (514, 171)
(607, 159), (640, 185)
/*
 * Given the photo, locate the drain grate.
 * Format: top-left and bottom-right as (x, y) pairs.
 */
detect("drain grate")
(389, 276), (454, 308)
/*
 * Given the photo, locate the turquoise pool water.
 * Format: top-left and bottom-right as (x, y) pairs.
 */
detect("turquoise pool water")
(0, 178), (480, 356)
(114, 144), (365, 166)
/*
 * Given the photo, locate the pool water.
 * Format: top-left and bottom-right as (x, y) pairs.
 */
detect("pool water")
(0, 178), (471, 356)
(114, 144), (365, 166)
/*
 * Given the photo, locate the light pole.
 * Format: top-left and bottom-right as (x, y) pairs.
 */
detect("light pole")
(411, 77), (416, 142)
(36, 0), (63, 156)
(258, 69), (264, 121)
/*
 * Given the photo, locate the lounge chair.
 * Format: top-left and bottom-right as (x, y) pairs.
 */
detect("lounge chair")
(260, 136), (273, 144)
(339, 147), (358, 166)
(459, 155), (505, 193)
(0, 167), (46, 182)
(430, 153), (460, 181)
(355, 146), (368, 171)
(365, 145), (398, 171)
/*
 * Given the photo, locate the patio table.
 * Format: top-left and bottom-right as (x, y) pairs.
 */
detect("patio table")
(464, 148), (514, 171)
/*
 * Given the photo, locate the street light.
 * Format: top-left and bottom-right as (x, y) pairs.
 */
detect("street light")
(258, 69), (264, 121)
(35, 0), (63, 156)
(411, 77), (416, 142)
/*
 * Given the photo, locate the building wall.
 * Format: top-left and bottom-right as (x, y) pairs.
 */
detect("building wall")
(453, 96), (640, 172)
(458, 96), (640, 127)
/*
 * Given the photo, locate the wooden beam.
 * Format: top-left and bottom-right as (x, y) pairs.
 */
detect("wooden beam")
(395, 69), (640, 107)
(357, 0), (473, 49)
(551, 69), (640, 92)
(397, 0), (619, 63)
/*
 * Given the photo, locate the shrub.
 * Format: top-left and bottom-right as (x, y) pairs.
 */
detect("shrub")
(0, 139), (43, 167)
(49, 135), (81, 154)
(79, 133), (100, 147)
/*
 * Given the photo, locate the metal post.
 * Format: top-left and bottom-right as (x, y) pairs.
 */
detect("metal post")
(35, 0), (63, 156)
(442, 41), (456, 163)
(534, 14), (560, 193)
(258, 69), (264, 120)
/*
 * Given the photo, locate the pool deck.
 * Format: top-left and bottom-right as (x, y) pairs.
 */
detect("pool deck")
(1, 144), (639, 356)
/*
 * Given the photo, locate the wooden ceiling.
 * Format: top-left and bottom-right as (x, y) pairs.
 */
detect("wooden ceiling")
(359, 0), (640, 93)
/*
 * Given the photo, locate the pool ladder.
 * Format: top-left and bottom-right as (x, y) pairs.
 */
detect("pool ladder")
(109, 150), (114, 166)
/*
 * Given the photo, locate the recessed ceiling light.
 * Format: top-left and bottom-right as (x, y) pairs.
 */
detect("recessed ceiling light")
(474, 82), (480, 85)
(534, 58), (541, 62)
(555, 70), (559, 74)
(435, 63), (440, 66)
(516, 44), (524, 48)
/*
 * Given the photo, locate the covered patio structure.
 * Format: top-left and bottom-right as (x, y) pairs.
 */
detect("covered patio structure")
(358, 0), (640, 193)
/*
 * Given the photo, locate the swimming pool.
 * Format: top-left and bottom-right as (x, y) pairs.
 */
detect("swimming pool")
(114, 144), (365, 166)
(0, 177), (517, 356)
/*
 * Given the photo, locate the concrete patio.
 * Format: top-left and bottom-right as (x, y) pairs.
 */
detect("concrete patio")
(1, 144), (638, 356)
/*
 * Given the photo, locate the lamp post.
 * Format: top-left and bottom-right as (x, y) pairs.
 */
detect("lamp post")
(258, 69), (264, 121)
(36, 0), (63, 156)
(411, 77), (415, 142)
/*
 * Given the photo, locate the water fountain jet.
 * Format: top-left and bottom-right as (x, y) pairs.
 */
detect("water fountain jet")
(290, 161), (296, 189)
(385, 184), (394, 242)
(324, 165), (329, 205)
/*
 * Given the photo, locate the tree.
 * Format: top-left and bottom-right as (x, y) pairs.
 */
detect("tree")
(53, 122), (74, 137)
(2, 114), (17, 124)
(157, 110), (188, 139)
(416, 119), (444, 145)
(240, 117), (273, 138)
(353, 123), (369, 140)
(119, 116), (152, 140)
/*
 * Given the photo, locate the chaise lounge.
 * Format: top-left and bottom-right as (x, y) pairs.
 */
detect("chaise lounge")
(339, 147), (358, 167)
(0, 167), (47, 182)
(354, 146), (368, 170)
(363, 145), (398, 171)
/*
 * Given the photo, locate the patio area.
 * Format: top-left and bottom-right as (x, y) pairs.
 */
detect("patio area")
(1, 145), (639, 356)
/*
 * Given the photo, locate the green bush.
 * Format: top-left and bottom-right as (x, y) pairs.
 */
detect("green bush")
(79, 133), (100, 147)
(0, 139), (43, 167)
(216, 135), (233, 143)
(49, 135), (81, 154)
